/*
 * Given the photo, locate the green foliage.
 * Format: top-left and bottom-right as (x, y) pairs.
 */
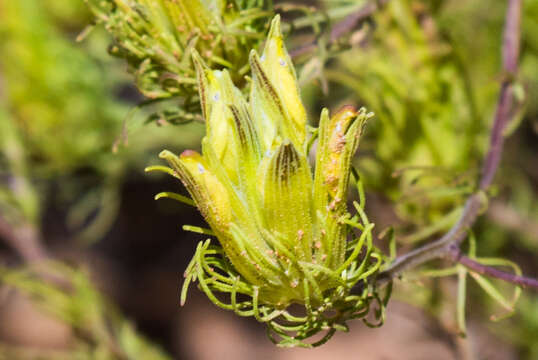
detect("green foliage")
(0, 263), (172, 359)
(328, 0), (492, 227)
(324, 0), (538, 355)
(0, 0), (125, 174)
(0, 0), (204, 243)
(0, 0), (125, 227)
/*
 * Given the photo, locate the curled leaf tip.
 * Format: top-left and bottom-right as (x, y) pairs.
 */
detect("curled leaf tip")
(158, 149), (175, 159)
(249, 48), (260, 62)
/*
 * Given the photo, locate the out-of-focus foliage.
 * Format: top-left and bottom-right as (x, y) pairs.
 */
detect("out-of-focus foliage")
(328, 0), (537, 235)
(0, 0), (124, 175)
(328, 0), (493, 228)
(324, 1), (537, 357)
(0, 0), (123, 227)
(0, 0), (203, 242)
(0, 263), (172, 359)
(438, 0), (538, 117)
(0, 1), (202, 357)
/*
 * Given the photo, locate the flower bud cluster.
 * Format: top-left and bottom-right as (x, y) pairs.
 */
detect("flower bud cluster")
(87, 0), (270, 101)
(148, 16), (387, 347)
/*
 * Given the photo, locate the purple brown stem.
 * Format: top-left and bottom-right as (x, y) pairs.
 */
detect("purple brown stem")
(479, 0), (521, 190)
(372, 0), (538, 291)
(290, 0), (389, 58)
(448, 247), (538, 290)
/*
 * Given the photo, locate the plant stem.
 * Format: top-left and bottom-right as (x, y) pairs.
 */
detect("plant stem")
(479, 0), (521, 190)
(375, 193), (484, 285)
(448, 247), (538, 290)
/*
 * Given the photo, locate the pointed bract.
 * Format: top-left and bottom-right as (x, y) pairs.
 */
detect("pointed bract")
(159, 150), (232, 231)
(249, 16), (307, 151)
(262, 142), (313, 261)
(194, 53), (252, 183)
(261, 16), (307, 147)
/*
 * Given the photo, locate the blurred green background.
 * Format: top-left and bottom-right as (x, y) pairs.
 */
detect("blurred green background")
(0, 0), (536, 359)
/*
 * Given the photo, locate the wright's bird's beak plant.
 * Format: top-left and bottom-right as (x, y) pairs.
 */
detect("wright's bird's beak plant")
(147, 16), (389, 347)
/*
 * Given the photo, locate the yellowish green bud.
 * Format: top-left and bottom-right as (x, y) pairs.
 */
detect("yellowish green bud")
(149, 16), (387, 348)
(249, 15), (307, 150)
(158, 149), (232, 231)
